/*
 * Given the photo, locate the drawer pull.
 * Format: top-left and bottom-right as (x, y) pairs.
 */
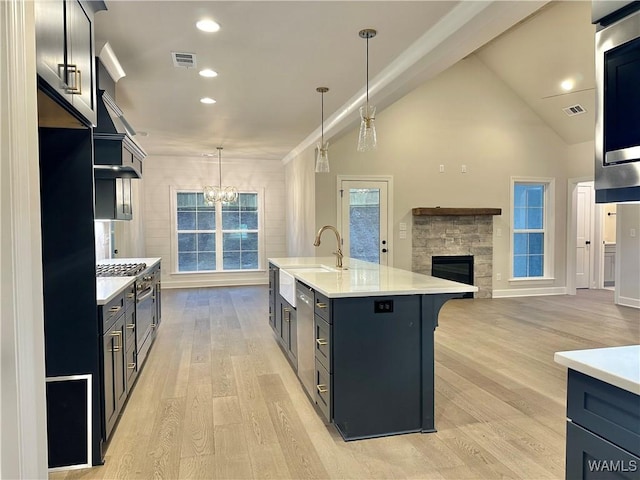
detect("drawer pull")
(127, 362), (136, 370)
(316, 302), (327, 309)
(126, 293), (135, 299)
(316, 384), (328, 394)
(316, 338), (328, 346)
(126, 323), (135, 330)
(108, 305), (122, 313)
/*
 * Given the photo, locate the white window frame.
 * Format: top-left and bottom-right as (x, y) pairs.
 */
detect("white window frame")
(509, 176), (555, 282)
(170, 186), (265, 274)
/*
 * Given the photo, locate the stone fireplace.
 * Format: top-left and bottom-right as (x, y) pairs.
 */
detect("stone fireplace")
(411, 208), (501, 299)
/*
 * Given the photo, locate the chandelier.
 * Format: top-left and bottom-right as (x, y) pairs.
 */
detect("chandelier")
(203, 147), (238, 205)
(315, 87), (330, 173)
(357, 28), (377, 152)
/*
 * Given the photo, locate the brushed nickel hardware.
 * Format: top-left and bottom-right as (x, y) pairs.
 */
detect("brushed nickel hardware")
(126, 324), (135, 330)
(316, 338), (328, 346)
(109, 305), (122, 313)
(111, 331), (122, 352)
(126, 293), (135, 299)
(313, 225), (343, 268)
(65, 64), (81, 94)
(284, 307), (290, 322)
(317, 384), (328, 394)
(316, 302), (327, 309)
(127, 363), (136, 370)
(151, 323), (157, 329)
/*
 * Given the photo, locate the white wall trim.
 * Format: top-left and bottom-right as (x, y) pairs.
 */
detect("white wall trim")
(0, 1), (48, 477)
(492, 287), (568, 298)
(617, 296), (640, 309)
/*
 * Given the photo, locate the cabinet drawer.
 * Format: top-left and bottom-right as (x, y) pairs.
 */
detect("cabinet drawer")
(314, 315), (331, 372)
(314, 290), (331, 323)
(315, 360), (332, 423)
(566, 421), (640, 480)
(102, 293), (125, 332)
(124, 283), (136, 310)
(568, 369), (640, 457)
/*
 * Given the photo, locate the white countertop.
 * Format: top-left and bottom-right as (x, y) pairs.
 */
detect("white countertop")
(554, 345), (640, 395)
(268, 256), (477, 299)
(96, 257), (161, 305)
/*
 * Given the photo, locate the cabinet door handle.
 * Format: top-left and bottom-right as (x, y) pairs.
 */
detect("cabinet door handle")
(316, 384), (328, 394)
(284, 307), (291, 322)
(108, 305), (122, 313)
(127, 362), (136, 370)
(126, 323), (135, 330)
(316, 302), (327, 309)
(110, 331), (122, 352)
(126, 293), (135, 299)
(316, 338), (328, 346)
(65, 64), (82, 94)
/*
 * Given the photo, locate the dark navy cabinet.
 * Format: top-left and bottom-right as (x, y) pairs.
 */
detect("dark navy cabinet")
(565, 370), (640, 479)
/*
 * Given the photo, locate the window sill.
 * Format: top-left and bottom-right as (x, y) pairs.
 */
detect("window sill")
(172, 269), (266, 275)
(508, 276), (555, 284)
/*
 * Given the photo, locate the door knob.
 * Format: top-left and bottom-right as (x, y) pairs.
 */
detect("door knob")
(382, 248), (388, 253)
(585, 241), (591, 245)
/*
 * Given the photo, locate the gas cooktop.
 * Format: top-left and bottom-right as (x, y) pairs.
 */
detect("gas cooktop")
(96, 262), (147, 277)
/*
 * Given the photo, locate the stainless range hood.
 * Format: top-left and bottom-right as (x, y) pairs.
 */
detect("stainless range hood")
(94, 56), (146, 179)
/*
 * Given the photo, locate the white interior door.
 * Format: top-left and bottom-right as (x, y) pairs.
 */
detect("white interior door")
(339, 180), (389, 265)
(576, 183), (593, 289)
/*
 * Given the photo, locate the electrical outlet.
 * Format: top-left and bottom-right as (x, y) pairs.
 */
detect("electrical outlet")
(374, 300), (394, 313)
(496, 228), (502, 237)
(496, 273), (502, 281)
(439, 165), (445, 173)
(461, 164), (467, 173)
(631, 228), (637, 238)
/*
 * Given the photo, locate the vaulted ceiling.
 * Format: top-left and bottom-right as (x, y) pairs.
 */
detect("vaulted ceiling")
(94, 1), (595, 163)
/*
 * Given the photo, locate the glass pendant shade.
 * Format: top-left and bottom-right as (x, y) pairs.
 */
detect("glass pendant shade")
(315, 141), (330, 173)
(357, 104), (377, 152)
(203, 147), (237, 204)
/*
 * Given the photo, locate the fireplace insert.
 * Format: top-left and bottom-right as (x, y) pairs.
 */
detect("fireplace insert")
(431, 255), (474, 299)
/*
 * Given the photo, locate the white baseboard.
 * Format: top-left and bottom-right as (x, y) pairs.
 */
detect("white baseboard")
(492, 287), (568, 298)
(163, 278), (268, 289)
(616, 296), (640, 309)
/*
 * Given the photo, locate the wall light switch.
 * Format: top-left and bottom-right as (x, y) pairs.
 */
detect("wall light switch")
(439, 165), (445, 173)
(399, 222), (407, 231)
(399, 231), (407, 239)
(631, 228), (637, 238)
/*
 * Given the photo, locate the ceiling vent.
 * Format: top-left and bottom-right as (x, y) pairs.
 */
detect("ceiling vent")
(563, 104), (586, 116)
(171, 52), (197, 68)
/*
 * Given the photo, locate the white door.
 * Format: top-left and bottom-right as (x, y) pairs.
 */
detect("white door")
(339, 180), (389, 265)
(576, 183), (593, 289)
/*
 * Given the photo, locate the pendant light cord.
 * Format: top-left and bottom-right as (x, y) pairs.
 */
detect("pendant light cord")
(366, 36), (369, 109)
(321, 90), (324, 146)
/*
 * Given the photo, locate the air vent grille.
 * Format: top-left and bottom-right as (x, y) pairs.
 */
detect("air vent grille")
(563, 104), (586, 116)
(171, 52), (197, 68)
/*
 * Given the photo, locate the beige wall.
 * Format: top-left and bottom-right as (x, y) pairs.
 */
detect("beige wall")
(305, 54), (570, 293)
(616, 204), (640, 308)
(566, 140), (594, 179)
(285, 147), (316, 257)
(143, 155), (286, 288)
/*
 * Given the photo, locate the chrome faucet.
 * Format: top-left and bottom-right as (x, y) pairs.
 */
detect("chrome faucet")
(313, 225), (343, 268)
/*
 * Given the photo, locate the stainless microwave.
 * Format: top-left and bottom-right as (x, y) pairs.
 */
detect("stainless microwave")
(595, 5), (640, 202)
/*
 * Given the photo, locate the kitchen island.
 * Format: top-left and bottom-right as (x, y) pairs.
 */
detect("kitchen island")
(268, 256), (477, 440)
(555, 345), (640, 479)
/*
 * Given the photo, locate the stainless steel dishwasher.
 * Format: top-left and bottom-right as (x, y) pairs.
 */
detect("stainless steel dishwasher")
(296, 281), (315, 398)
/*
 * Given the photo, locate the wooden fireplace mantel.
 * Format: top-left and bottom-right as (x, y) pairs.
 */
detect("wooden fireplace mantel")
(412, 207), (502, 216)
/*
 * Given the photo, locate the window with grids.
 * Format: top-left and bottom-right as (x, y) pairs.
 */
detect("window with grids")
(176, 192), (259, 272)
(512, 182), (546, 278)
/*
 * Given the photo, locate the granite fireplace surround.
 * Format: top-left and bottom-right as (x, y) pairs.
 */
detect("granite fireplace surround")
(411, 208), (501, 299)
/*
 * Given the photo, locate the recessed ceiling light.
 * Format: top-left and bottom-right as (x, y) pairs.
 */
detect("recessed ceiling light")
(196, 19), (220, 33)
(200, 97), (216, 104)
(199, 69), (218, 78)
(561, 79), (575, 91)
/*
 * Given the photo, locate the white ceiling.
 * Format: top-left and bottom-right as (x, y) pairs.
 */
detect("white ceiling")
(94, 1), (595, 163)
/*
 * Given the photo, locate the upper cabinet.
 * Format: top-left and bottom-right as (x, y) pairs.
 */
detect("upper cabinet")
(35, 0), (107, 126)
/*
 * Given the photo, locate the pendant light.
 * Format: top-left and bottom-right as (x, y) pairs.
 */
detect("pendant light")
(315, 87), (330, 173)
(357, 28), (377, 152)
(203, 147), (238, 205)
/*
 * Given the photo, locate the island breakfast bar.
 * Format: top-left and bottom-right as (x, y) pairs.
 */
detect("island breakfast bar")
(268, 256), (477, 441)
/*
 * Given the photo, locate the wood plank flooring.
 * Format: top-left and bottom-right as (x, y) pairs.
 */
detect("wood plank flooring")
(51, 288), (639, 479)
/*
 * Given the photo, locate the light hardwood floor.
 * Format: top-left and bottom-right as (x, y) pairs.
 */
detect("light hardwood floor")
(51, 288), (639, 479)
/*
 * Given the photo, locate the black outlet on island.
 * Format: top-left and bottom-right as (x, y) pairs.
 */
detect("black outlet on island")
(374, 299), (394, 313)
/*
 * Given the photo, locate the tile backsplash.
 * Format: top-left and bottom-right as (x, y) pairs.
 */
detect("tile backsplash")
(95, 221), (111, 261)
